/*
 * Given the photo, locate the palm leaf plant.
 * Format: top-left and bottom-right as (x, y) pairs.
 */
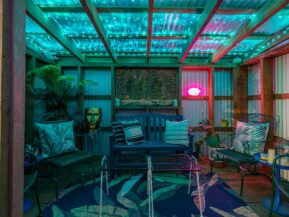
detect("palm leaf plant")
(27, 64), (96, 121)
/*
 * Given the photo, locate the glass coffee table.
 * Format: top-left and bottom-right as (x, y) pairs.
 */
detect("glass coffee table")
(100, 153), (202, 217)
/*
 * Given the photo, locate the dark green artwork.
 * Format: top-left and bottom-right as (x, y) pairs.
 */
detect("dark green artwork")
(116, 68), (178, 102)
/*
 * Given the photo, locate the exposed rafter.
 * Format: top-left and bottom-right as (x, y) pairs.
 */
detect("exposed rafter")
(146, 0), (154, 63)
(80, 0), (117, 63)
(179, 0), (223, 63)
(26, 1), (86, 63)
(40, 5), (289, 15)
(247, 27), (289, 60)
(212, 0), (289, 63)
(244, 31), (289, 65)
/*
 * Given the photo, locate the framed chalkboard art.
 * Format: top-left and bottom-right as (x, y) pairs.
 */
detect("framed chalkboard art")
(115, 68), (178, 107)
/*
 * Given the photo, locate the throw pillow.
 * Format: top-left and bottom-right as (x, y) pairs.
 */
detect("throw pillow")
(112, 121), (126, 145)
(165, 120), (189, 146)
(35, 120), (77, 158)
(232, 121), (269, 155)
(121, 120), (145, 145)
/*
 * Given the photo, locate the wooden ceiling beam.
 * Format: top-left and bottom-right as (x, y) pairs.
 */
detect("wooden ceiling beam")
(179, 0), (223, 63)
(80, 0), (117, 63)
(245, 27), (289, 62)
(40, 5), (284, 15)
(26, 1), (86, 62)
(146, 0), (154, 63)
(244, 38), (289, 65)
(212, 0), (289, 63)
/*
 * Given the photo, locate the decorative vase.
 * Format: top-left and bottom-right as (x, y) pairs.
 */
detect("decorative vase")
(84, 107), (102, 133)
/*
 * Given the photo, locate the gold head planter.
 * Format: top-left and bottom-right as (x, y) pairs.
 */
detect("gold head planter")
(85, 107), (102, 133)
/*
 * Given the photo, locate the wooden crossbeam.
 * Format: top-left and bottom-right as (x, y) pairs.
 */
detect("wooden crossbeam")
(80, 0), (117, 63)
(245, 28), (289, 63)
(146, 0), (154, 63)
(212, 0), (289, 63)
(26, 1), (86, 62)
(40, 5), (287, 15)
(179, 0), (223, 63)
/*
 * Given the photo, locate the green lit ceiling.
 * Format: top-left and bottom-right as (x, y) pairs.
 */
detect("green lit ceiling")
(26, 0), (289, 63)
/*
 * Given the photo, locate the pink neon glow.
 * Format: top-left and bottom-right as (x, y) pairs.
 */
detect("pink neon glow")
(188, 87), (201, 96)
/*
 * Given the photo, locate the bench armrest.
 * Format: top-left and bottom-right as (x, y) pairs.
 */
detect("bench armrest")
(188, 132), (195, 156)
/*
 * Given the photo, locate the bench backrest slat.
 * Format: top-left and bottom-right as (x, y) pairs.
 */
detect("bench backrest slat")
(115, 113), (183, 141)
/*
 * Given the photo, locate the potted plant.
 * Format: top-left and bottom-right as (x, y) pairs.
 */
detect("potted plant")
(196, 119), (224, 160)
(26, 64), (96, 122)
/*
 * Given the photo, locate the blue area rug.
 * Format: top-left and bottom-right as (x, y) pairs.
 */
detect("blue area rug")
(43, 173), (258, 217)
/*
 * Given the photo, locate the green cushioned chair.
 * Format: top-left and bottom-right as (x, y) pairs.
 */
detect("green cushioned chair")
(210, 113), (279, 195)
(34, 120), (96, 200)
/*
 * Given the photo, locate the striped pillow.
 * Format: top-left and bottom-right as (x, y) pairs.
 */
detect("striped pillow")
(112, 121), (126, 145)
(165, 120), (189, 146)
(121, 120), (145, 145)
(232, 121), (269, 156)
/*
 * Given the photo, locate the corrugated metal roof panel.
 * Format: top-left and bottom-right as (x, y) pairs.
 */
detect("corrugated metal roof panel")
(151, 39), (187, 53)
(46, 13), (98, 36)
(190, 39), (223, 53)
(221, 0), (267, 9)
(153, 13), (200, 36)
(254, 14), (289, 35)
(32, 0), (80, 6)
(93, 0), (148, 7)
(230, 39), (264, 53)
(202, 14), (250, 36)
(111, 39), (146, 53)
(154, 0), (207, 7)
(100, 13), (148, 36)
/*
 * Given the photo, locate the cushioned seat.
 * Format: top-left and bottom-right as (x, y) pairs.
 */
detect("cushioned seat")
(35, 120), (96, 200)
(112, 140), (188, 153)
(44, 151), (95, 168)
(110, 113), (194, 155)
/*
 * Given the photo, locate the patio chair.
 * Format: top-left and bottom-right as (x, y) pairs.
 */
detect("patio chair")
(210, 113), (279, 195)
(269, 153), (289, 217)
(34, 119), (96, 200)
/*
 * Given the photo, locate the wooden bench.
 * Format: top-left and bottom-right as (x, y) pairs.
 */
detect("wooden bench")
(110, 113), (194, 155)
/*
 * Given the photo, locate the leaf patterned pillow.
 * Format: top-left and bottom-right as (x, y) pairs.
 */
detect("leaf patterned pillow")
(231, 121), (269, 156)
(36, 121), (77, 158)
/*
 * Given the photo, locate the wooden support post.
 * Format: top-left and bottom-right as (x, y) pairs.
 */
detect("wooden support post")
(233, 66), (248, 125)
(209, 67), (214, 133)
(260, 58), (274, 149)
(177, 66), (182, 115)
(0, 0), (26, 217)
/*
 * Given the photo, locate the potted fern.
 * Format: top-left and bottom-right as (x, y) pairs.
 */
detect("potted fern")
(26, 65), (95, 121)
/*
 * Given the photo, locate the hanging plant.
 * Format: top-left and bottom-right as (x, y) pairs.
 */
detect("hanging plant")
(27, 64), (96, 121)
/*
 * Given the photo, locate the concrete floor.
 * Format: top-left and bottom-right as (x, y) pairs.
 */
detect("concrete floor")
(24, 156), (286, 217)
